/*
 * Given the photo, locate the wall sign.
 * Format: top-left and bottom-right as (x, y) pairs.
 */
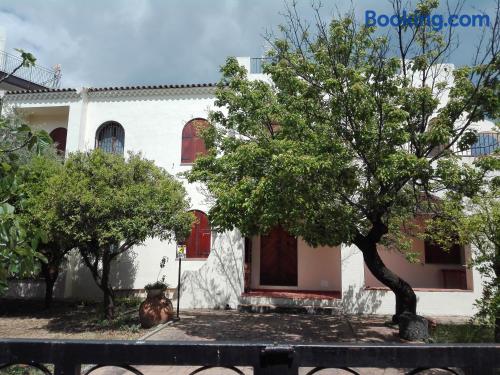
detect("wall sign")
(176, 244), (186, 260)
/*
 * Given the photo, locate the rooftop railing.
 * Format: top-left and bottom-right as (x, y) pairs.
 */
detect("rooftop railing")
(453, 132), (499, 157)
(403, 132), (499, 158)
(1, 339), (499, 374)
(0, 50), (61, 89)
(250, 57), (273, 74)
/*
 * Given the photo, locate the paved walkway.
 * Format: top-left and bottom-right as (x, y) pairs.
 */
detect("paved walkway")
(147, 310), (398, 343)
(93, 310), (461, 375)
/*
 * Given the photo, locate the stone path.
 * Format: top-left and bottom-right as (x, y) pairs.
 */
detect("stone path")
(93, 310), (461, 375)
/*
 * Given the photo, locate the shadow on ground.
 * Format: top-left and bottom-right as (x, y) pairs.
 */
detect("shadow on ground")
(0, 299), (142, 338)
(150, 310), (400, 343)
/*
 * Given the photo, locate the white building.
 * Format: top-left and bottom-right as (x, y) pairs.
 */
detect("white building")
(3, 57), (499, 317)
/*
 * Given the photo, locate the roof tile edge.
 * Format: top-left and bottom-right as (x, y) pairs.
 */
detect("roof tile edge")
(4, 83), (220, 96)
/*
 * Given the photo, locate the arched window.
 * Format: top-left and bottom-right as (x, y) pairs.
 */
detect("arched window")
(49, 127), (67, 154)
(470, 132), (499, 156)
(95, 121), (125, 155)
(181, 118), (209, 164)
(185, 210), (211, 258)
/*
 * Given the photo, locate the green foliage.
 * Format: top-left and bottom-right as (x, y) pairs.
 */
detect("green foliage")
(427, 149), (500, 338)
(115, 296), (143, 308)
(144, 281), (168, 291)
(188, 0), (498, 319)
(15, 154), (68, 305)
(190, 1), (498, 247)
(431, 323), (494, 343)
(42, 149), (193, 318)
(52, 149), (193, 248)
(14, 48), (36, 68)
(0, 114), (54, 291)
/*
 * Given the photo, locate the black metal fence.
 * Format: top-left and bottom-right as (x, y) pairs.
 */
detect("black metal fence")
(1, 339), (499, 375)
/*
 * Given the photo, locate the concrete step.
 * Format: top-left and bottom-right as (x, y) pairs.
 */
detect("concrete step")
(238, 303), (342, 315)
(240, 295), (342, 309)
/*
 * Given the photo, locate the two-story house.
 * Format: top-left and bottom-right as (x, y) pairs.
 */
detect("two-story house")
(3, 57), (498, 317)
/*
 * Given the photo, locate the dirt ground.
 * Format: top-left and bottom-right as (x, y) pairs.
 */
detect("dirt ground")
(0, 299), (148, 340)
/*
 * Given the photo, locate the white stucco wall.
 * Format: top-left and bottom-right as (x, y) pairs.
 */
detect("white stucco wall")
(364, 244), (473, 290)
(341, 244), (484, 316)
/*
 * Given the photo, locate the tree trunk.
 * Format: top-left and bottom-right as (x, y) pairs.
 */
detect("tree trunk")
(360, 240), (417, 323)
(102, 285), (115, 320)
(101, 251), (115, 320)
(40, 261), (60, 309)
(495, 316), (499, 343)
(79, 247), (116, 320)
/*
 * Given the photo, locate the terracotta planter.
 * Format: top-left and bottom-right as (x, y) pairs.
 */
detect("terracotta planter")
(139, 289), (173, 328)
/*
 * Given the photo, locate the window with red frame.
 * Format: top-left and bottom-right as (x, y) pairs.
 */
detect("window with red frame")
(181, 118), (209, 164)
(49, 127), (67, 154)
(185, 210), (211, 258)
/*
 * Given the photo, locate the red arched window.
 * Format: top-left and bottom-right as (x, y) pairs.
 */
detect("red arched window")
(49, 127), (67, 154)
(185, 210), (211, 258)
(181, 118), (209, 164)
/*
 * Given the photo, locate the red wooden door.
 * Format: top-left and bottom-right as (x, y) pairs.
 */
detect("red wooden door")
(260, 226), (297, 286)
(185, 210), (211, 258)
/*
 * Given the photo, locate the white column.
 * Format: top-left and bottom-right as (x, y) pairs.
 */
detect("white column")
(65, 88), (88, 153)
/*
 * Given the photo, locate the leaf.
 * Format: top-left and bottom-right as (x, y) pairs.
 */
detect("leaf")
(0, 203), (15, 215)
(14, 48), (36, 67)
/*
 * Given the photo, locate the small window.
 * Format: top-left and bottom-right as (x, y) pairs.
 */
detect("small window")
(96, 121), (125, 155)
(470, 132), (499, 156)
(424, 240), (462, 265)
(181, 118), (209, 164)
(185, 210), (211, 258)
(49, 127), (67, 154)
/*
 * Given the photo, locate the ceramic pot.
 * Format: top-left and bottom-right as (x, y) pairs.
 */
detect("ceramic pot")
(139, 289), (173, 328)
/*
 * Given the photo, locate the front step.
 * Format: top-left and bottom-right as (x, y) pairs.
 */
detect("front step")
(238, 303), (342, 315)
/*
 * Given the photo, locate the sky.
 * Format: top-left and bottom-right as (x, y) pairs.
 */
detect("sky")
(0, 0), (496, 88)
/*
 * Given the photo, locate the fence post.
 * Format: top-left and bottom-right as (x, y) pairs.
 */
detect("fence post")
(255, 345), (298, 375)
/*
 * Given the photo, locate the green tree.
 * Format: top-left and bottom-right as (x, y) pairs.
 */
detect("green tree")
(18, 155), (67, 307)
(189, 0), (499, 326)
(0, 49), (51, 291)
(0, 117), (52, 291)
(47, 149), (192, 319)
(427, 149), (500, 342)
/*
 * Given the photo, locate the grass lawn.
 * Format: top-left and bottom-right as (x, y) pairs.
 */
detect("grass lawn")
(0, 297), (150, 340)
(430, 322), (495, 343)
